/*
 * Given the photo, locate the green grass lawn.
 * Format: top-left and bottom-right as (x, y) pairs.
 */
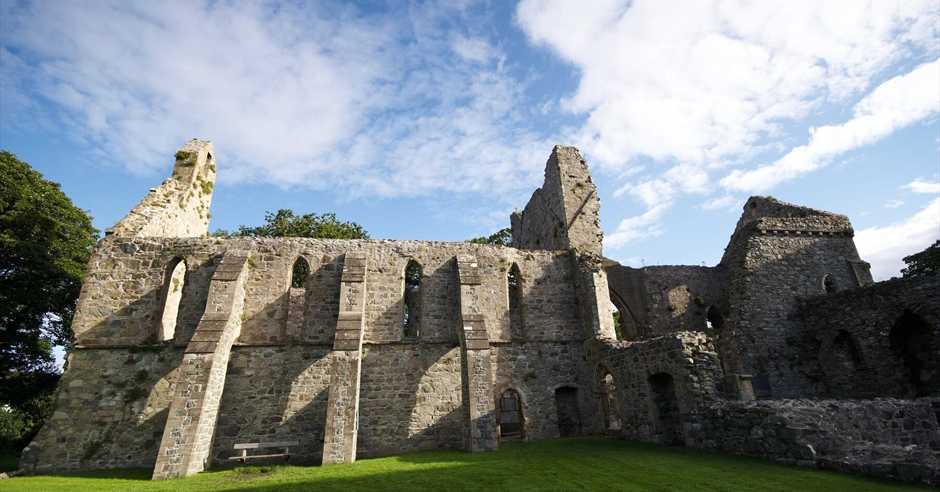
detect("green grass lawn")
(2, 437), (931, 491)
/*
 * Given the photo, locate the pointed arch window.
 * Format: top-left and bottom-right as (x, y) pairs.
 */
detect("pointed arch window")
(403, 260), (422, 337)
(159, 258), (186, 342)
(599, 369), (622, 431)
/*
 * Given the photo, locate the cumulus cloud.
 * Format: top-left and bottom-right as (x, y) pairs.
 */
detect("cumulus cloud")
(855, 198), (940, 280)
(604, 204), (668, 249)
(883, 200), (905, 209)
(720, 60), (940, 192)
(517, 0), (938, 247)
(0, 1), (550, 199)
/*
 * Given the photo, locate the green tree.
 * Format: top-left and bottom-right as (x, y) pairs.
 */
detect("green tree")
(226, 209), (369, 239)
(0, 151), (98, 455)
(901, 239), (940, 278)
(467, 227), (512, 247)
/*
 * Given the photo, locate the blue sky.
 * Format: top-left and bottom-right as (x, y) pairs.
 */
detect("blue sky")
(2, 0), (938, 281)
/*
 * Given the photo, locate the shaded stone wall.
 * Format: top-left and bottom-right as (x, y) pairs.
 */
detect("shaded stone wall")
(689, 398), (940, 485)
(801, 276), (940, 398)
(719, 197), (873, 398)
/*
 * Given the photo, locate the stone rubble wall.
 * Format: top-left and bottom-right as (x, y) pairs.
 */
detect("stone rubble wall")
(689, 398), (940, 486)
(585, 332), (722, 444)
(512, 146), (603, 256)
(800, 276), (940, 398)
(109, 139), (215, 239)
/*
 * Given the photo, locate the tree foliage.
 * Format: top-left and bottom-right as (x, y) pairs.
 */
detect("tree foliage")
(217, 209), (369, 239)
(901, 239), (940, 278)
(467, 227), (512, 247)
(0, 151), (98, 453)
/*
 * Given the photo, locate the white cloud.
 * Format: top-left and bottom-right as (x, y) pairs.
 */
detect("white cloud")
(0, 1), (551, 200)
(517, 0), (938, 172)
(699, 195), (741, 211)
(604, 204), (668, 249)
(905, 177), (940, 194)
(883, 200), (905, 209)
(720, 60), (940, 192)
(855, 197), (940, 280)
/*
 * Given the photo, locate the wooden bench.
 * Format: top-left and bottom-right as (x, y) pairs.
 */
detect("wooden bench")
(229, 441), (300, 463)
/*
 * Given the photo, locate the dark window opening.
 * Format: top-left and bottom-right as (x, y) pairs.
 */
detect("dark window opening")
(403, 260), (422, 337)
(706, 305), (724, 333)
(823, 275), (839, 294)
(751, 375), (772, 399)
(291, 257), (310, 289)
(833, 330), (863, 368)
(889, 310), (931, 392)
(499, 389), (524, 441)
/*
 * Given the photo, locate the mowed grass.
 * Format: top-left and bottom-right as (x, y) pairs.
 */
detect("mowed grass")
(2, 437), (931, 491)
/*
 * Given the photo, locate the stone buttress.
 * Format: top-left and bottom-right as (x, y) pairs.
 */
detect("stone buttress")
(321, 253), (369, 464)
(456, 255), (498, 452)
(152, 252), (250, 479)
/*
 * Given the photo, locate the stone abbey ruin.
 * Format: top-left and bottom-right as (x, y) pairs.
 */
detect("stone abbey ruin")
(18, 140), (939, 484)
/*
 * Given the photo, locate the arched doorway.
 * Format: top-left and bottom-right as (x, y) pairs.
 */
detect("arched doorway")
(554, 386), (581, 437)
(498, 389), (524, 441)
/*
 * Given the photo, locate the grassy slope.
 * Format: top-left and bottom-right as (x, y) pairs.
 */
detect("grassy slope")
(2, 437), (931, 491)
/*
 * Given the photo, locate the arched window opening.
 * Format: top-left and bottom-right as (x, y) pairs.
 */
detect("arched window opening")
(291, 257), (310, 289)
(498, 389), (524, 441)
(706, 306), (724, 333)
(833, 330), (863, 368)
(823, 275), (839, 294)
(609, 289), (637, 339)
(889, 310), (931, 391)
(159, 258), (186, 342)
(508, 263), (523, 338)
(554, 386), (581, 437)
(403, 260), (422, 337)
(648, 372), (683, 446)
(600, 371), (623, 431)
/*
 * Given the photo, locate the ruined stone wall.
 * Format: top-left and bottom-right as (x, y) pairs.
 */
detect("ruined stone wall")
(511, 146), (603, 255)
(801, 276), (940, 398)
(641, 266), (728, 337)
(19, 347), (185, 473)
(688, 398), (940, 486)
(585, 332), (722, 445)
(719, 197), (872, 398)
(109, 139), (215, 239)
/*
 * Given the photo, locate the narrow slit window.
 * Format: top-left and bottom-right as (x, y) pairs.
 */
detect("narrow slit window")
(508, 263), (523, 338)
(403, 260), (422, 337)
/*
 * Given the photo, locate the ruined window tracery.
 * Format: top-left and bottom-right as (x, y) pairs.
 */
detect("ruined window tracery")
(159, 258), (186, 342)
(403, 260), (422, 337)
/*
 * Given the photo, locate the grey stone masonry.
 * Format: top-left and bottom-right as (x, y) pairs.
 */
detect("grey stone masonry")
(512, 146), (603, 256)
(322, 253), (369, 465)
(152, 252), (249, 479)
